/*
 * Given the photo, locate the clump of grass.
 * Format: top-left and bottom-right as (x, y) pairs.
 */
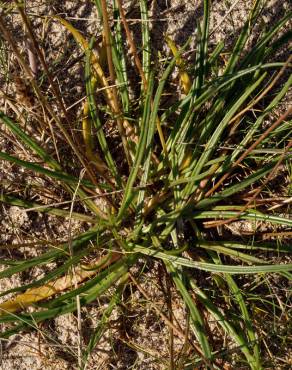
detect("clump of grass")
(0, 0), (291, 368)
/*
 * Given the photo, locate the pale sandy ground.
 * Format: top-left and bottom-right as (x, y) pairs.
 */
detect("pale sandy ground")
(0, 1), (290, 369)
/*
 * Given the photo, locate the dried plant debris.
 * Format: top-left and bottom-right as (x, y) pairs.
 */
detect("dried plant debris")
(0, 1), (291, 369)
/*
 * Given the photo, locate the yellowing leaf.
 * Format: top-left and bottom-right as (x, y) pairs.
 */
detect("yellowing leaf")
(55, 16), (137, 158)
(166, 35), (191, 94)
(54, 16), (115, 108)
(0, 252), (120, 316)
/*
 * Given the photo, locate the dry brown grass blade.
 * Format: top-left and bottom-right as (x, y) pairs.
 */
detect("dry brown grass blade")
(262, 231), (292, 240)
(14, 0), (72, 128)
(228, 55), (292, 125)
(205, 106), (292, 199)
(0, 252), (121, 316)
(204, 137), (292, 228)
(203, 57), (292, 201)
(56, 14), (136, 165)
(116, 0), (147, 89)
(143, 189), (169, 217)
(53, 16), (114, 106)
(129, 273), (216, 369)
(0, 87), (62, 163)
(0, 15), (99, 188)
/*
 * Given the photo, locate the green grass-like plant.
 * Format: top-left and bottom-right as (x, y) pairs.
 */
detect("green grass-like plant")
(0, 0), (291, 368)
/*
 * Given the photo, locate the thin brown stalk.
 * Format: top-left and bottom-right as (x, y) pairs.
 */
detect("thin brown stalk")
(68, 171), (84, 368)
(268, 196), (292, 210)
(14, 0), (72, 126)
(0, 15), (105, 193)
(25, 38), (37, 77)
(262, 231), (292, 239)
(228, 55), (292, 125)
(129, 273), (215, 369)
(0, 89), (62, 162)
(205, 107), (292, 198)
(204, 138), (292, 228)
(166, 275), (174, 370)
(191, 118), (242, 202)
(241, 139), (292, 209)
(116, 0), (147, 89)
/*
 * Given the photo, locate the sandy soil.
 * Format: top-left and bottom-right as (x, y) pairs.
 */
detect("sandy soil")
(0, 1), (290, 369)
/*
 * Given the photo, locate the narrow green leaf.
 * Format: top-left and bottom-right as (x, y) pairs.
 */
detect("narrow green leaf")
(132, 245), (292, 274)
(165, 260), (212, 359)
